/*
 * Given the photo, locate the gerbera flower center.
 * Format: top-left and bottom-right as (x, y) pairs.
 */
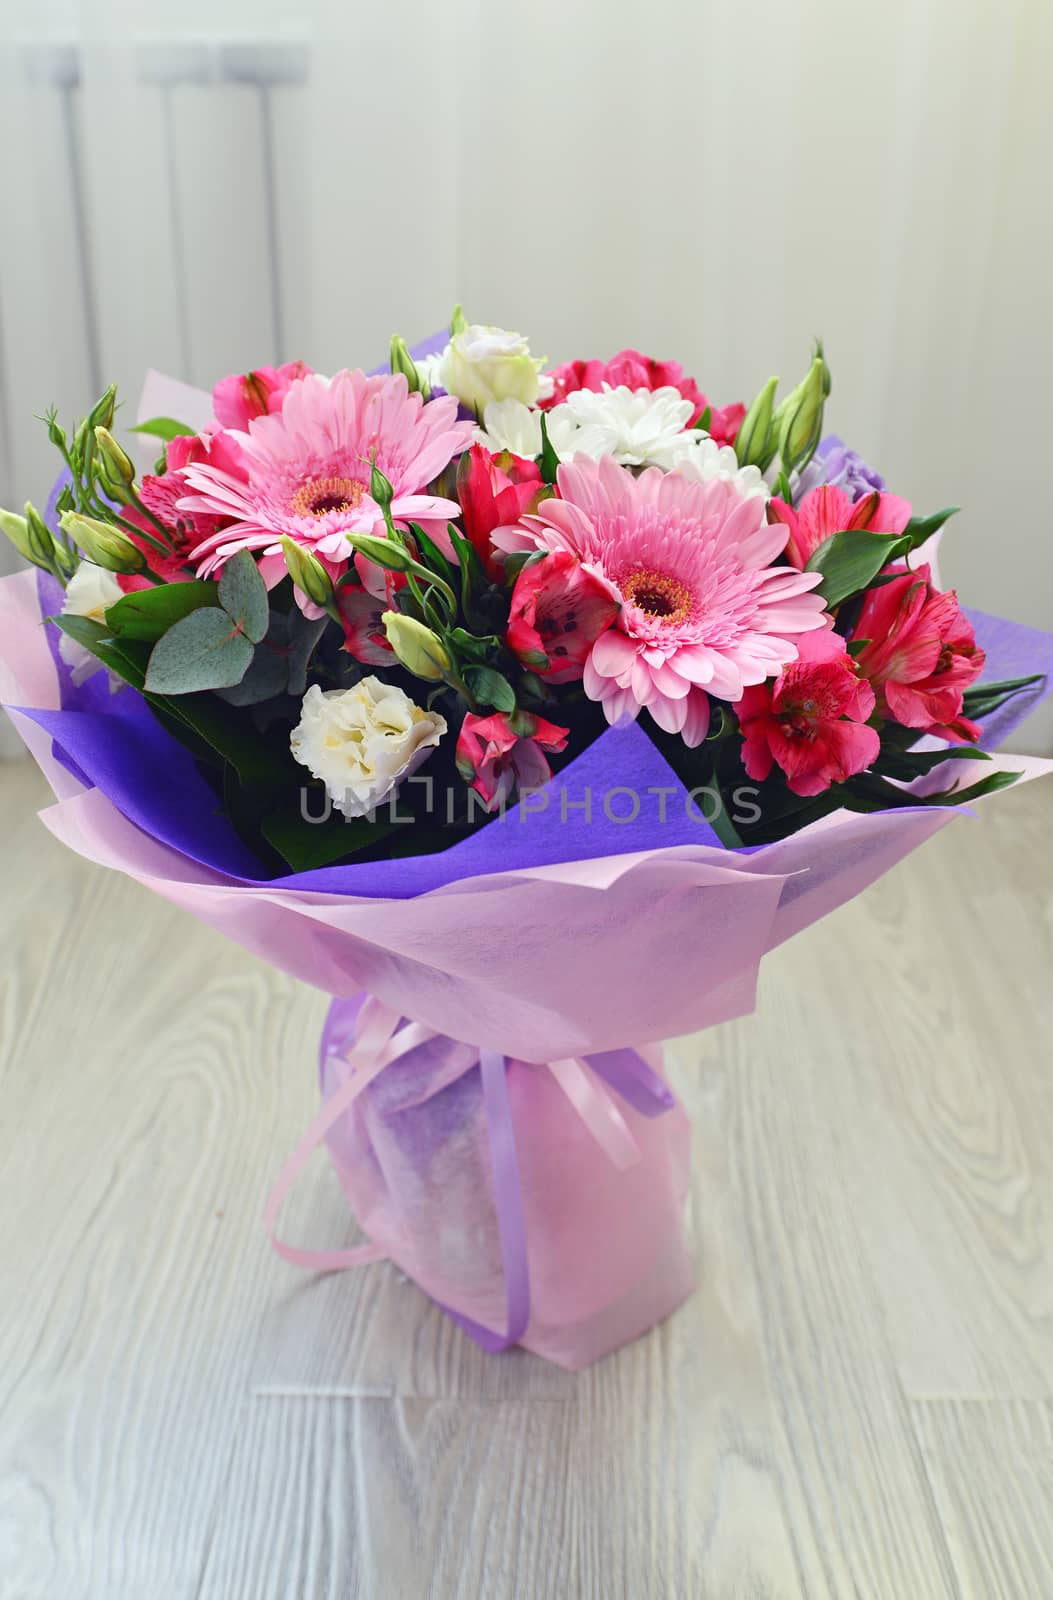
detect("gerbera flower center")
(620, 568), (692, 625)
(290, 475), (365, 519)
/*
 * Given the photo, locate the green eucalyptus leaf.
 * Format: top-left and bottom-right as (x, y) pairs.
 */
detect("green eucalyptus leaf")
(144, 607), (255, 693)
(104, 580), (220, 643)
(129, 416), (196, 442)
(218, 549), (269, 644)
(805, 528), (912, 609)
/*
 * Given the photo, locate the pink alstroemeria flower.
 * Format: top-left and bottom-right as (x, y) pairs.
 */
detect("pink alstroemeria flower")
(506, 550), (620, 684)
(852, 564), (986, 742)
(212, 361), (313, 430)
(735, 628), (880, 797)
(455, 710), (569, 812)
(768, 484), (912, 570)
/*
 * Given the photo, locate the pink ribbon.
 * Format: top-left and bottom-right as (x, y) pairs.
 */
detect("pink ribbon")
(265, 996), (676, 1352)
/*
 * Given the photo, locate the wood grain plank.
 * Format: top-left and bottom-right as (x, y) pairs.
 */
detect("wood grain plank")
(2, 764), (1051, 1597)
(802, 793), (1053, 1400)
(0, 767), (325, 1599)
(912, 1399), (1053, 1599)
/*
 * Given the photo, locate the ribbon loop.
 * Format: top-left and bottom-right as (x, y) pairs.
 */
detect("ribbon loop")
(548, 1056), (642, 1170)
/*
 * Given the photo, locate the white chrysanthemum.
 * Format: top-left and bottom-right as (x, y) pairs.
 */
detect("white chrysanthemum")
(543, 384), (698, 469)
(291, 678), (446, 819)
(58, 561), (125, 687)
(670, 435), (769, 500)
(475, 398), (577, 460)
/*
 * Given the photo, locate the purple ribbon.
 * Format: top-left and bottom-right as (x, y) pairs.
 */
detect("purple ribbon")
(317, 997), (675, 1355)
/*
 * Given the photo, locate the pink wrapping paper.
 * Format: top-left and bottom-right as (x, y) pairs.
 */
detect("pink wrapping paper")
(317, 1000), (694, 1369)
(3, 561), (1051, 1363)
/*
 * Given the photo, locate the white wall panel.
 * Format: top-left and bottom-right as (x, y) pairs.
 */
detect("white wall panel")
(0, 0), (1049, 756)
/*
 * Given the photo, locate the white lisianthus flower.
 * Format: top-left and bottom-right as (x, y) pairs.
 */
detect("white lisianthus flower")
(58, 561), (125, 687)
(290, 678), (446, 820)
(475, 399), (577, 460)
(435, 325), (553, 413)
(670, 435), (769, 500)
(544, 385), (698, 469)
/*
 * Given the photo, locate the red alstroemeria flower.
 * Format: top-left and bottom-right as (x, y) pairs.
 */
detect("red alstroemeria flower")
(117, 429), (244, 592)
(212, 361), (313, 431)
(768, 483), (912, 571)
(540, 348), (745, 445)
(852, 564), (986, 742)
(734, 629), (880, 797)
(336, 586), (395, 665)
(506, 550), (620, 684)
(456, 444), (544, 576)
(455, 709), (569, 812)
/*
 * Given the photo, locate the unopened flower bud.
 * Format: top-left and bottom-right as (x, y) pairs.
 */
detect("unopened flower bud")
(381, 611), (451, 681)
(734, 375), (779, 470)
(347, 532), (412, 573)
(774, 347), (830, 475)
(369, 460), (395, 513)
(59, 511), (146, 574)
(25, 501), (68, 574)
(88, 384), (118, 432)
(279, 536), (334, 608)
(0, 507), (52, 572)
(390, 335), (428, 398)
(449, 302), (468, 337)
(94, 425), (136, 500)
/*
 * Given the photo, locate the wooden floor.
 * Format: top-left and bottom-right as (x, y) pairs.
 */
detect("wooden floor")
(1, 758), (1051, 1599)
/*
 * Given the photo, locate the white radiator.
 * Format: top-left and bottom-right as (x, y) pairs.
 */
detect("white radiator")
(0, 33), (310, 514)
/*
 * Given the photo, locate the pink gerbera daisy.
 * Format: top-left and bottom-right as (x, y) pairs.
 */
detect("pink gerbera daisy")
(178, 370), (474, 584)
(497, 455), (829, 745)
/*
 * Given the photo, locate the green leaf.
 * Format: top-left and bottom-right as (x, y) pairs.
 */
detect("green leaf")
(805, 528), (912, 609)
(465, 664), (516, 713)
(408, 522), (455, 586)
(147, 691), (283, 784)
(923, 768), (1022, 805)
(903, 505), (959, 550)
(104, 580), (220, 643)
(873, 744), (990, 781)
(214, 644), (291, 706)
(538, 412), (560, 486)
(448, 628), (500, 664)
(48, 615), (148, 689)
(129, 416), (196, 442)
(846, 638), (870, 657)
(261, 806), (398, 873)
(961, 672), (1046, 719)
(144, 608), (255, 693)
(446, 524), (491, 630)
(696, 405), (712, 433)
(218, 549), (269, 644)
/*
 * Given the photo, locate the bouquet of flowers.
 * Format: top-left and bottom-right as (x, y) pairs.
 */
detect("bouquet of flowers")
(2, 312), (1050, 1368)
